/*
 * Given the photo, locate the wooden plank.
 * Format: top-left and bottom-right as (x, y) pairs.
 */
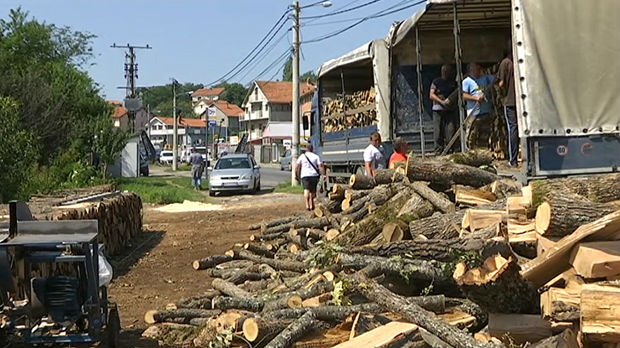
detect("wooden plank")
(540, 287), (580, 322)
(488, 313), (552, 344)
(330, 321), (418, 348)
(508, 219), (536, 235)
(580, 284), (620, 344)
(569, 241), (620, 279)
(455, 187), (497, 206)
(462, 209), (506, 232)
(521, 211), (620, 287)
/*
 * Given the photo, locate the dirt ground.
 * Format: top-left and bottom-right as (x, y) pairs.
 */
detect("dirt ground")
(107, 192), (305, 347)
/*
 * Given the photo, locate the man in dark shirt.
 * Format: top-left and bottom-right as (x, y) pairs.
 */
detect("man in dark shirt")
(189, 147), (205, 189)
(498, 49), (518, 166)
(430, 64), (458, 153)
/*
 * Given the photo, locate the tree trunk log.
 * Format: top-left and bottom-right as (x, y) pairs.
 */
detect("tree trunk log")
(438, 149), (494, 168)
(243, 317), (295, 344)
(227, 271), (273, 284)
(238, 250), (307, 273)
(410, 181), (455, 213)
(530, 173), (620, 208)
(144, 309), (221, 324)
(374, 169), (405, 185)
(211, 296), (264, 312)
(211, 278), (252, 298)
(330, 184), (348, 200)
(407, 160), (500, 188)
(350, 270), (496, 348)
(397, 192), (434, 221)
(349, 174), (376, 189)
(244, 243), (276, 258)
(174, 290), (221, 309)
(382, 221), (411, 242)
(292, 217), (332, 230)
(535, 192), (619, 236)
(192, 254), (233, 271)
(453, 253), (539, 314)
(264, 311), (317, 348)
(262, 303), (383, 321)
(262, 295), (303, 312)
(249, 216), (300, 231)
(409, 211), (465, 240)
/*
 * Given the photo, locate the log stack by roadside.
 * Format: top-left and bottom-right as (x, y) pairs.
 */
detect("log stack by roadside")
(143, 154), (620, 348)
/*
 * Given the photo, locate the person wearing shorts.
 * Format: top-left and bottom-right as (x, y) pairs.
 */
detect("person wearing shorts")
(295, 144), (325, 211)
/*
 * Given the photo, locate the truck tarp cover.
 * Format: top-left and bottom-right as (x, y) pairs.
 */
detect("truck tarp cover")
(515, 0), (620, 137)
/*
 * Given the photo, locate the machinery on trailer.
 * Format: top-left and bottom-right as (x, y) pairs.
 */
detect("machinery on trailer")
(0, 201), (119, 346)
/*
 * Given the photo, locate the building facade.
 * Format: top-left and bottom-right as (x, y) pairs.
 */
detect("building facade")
(110, 101), (150, 133)
(191, 87), (224, 104)
(193, 100), (243, 140)
(145, 116), (207, 149)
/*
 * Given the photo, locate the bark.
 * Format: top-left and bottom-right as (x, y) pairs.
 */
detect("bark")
(530, 173), (620, 208)
(349, 174), (376, 189)
(262, 303), (383, 321)
(238, 250), (307, 273)
(445, 298), (488, 332)
(350, 270), (497, 348)
(251, 231), (289, 242)
(410, 181), (455, 213)
(211, 296), (264, 312)
(175, 290), (221, 309)
(241, 279), (274, 293)
(244, 243), (276, 258)
(382, 220), (411, 242)
(227, 271), (273, 284)
(144, 309), (221, 324)
(409, 211), (465, 240)
(262, 295), (303, 312)
(374, 169), (405, 185)
(192, 254), (233, 271)
(330, 184), (349, 200)
(262, 224), (294, 236)
(211, 278), (252, 298)
(243, 317), (295, 343)
(305, 228), (326, 240)
(264, 311), (317, 348)
(216, 260), (254, 270)
(292, 217), (332, 230)
(249, 216), (300, 231)
(406, 159), (500, 188)
(205, 268), (239, 279)
(535, 192), (619, 236)
(438, 149), (495, 168)
(481, 179), (521, 200)
(397, 191), (434, 221)
(341, 195), (371, 215)
(453, 254), (539, 314)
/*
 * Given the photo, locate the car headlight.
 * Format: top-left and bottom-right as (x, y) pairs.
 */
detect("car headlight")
(240, 173), (252, 180)
(210, 176), (221, 181)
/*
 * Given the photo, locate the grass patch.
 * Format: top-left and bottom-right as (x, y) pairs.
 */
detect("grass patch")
(116, 177), (209, 204)
(274, 182), (304, 194)
(162, 163), (192, 172)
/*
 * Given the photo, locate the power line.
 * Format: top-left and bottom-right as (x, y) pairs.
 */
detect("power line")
(237, 29), (292, 83)
(247, 48), (292, 83)
(300, 0), (384, 19)
(304, 0), (424, 44)
(207, 8), (290, 86)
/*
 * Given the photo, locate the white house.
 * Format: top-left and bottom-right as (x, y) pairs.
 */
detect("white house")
(191, 87), (225, 104)
(109, 100), (150, 133)
(193, 100), (243, 140)
(146, 116), (207, 149)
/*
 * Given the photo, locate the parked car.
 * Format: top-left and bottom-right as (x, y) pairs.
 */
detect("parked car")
(185, 146), (209, 164)
(209, 154), (260, 196)
(159, 150), (175, 165)
(280, 149), (305, 171)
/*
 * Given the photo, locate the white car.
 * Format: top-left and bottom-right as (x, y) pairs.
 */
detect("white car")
(159, 150), (175, 165)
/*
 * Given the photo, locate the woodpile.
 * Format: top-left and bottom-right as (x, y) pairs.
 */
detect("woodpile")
(28, 186), (142, 255)
(322, 88), (377, 133)
(143, 158), (620, 347)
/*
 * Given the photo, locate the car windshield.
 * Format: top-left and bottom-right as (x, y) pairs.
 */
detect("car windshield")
(161, 151), (173, 156)
(194, 148), (206, 155)
(215, 157), (251, 169)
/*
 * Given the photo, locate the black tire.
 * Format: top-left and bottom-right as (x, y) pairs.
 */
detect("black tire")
(255, 180), (261, 193)
(209, 190), (216, 197)
(107, 307), (121, 348)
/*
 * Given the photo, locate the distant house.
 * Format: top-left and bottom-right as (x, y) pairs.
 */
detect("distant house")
(241, 81), (316, 162)
(191, 87), (225, 104)
(195, 100), (244, 139)
(109, 100), (150, 132)
(145, 116), (207, 148)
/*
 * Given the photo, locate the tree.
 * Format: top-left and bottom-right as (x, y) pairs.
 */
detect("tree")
(282, 57), (317, 83)
(153, 98), (195, 119)
(300, 70), (318, 84)
(138, 82), (203, 113)
(214, 81), (248, 107)
(93, 116), (130, 178)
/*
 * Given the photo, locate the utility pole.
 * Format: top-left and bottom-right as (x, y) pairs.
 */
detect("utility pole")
(172, 79), (179, 171)
(111, 43), (151, 133)
(291, 0), (301, 186)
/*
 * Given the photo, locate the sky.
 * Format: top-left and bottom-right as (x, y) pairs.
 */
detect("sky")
(1, 0), (425, 101)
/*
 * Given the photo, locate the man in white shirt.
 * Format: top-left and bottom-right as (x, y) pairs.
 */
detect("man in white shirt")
(295, 144), (325, 211)
(363, 132), (384, 177)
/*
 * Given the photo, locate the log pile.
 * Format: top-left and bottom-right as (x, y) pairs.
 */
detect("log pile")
(322, 88), (377, 133)
(28, 186), (142, 255)
(143, 158), (620, 347)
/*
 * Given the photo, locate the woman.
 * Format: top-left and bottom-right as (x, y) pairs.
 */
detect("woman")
(388, 137), (409, 169)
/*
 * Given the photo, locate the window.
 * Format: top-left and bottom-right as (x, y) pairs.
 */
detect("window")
(215, 157), (252, 169)
(254, 88), (258, 100)
(264, 103), (268, 111)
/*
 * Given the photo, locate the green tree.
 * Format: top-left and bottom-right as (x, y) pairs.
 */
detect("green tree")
(282, 57), (317, 83)
(300, 70), (318, 84)
(153, 98), (195, 118)
(93, 116), (130, 178)
(0, 97), (38, 202)
(214, 81), (248, 107)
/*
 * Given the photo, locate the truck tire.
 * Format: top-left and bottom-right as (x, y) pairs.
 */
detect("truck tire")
(107, 307), (121, 347)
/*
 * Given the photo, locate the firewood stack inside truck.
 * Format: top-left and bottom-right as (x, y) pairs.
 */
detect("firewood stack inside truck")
(312, 0), (619, 187)
(0, 201), (120, 347)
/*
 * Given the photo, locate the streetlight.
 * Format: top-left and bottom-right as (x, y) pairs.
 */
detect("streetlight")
(291, 0), (332, 185)
(171, 78), (193, 171)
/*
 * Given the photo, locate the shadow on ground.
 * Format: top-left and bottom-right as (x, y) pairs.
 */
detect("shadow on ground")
(109, 229), (165, 278)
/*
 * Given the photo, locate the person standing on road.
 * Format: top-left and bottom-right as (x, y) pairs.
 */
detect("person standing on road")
(364, 132), (385, 177)
(430, 64), (458, 153)
(295, 144), (325, 211)
(189, 147), (204, 190)
(389, 137), (409, 169)
(497, 48), (518, 166)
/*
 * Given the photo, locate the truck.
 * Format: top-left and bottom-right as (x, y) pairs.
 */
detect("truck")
(313, 0), (619, 184)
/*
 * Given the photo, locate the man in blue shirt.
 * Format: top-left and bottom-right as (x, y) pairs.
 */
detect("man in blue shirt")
(462, 62), (495, 149)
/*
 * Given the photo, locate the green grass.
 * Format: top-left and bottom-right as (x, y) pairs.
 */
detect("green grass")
(162, 163), (192, 171)
(116, 177), (209, 204)
(274, 182), (304, 194)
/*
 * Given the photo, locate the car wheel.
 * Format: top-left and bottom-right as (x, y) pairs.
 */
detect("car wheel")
(107, 307), (121, 348)
(255, 180), (261, 193)
(209, 190), (216, 197)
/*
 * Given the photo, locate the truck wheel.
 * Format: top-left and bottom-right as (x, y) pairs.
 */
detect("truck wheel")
(107, 308), (121, 348)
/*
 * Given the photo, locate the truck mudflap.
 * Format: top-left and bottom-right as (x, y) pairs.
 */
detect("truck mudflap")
(529, 134), (620, 177)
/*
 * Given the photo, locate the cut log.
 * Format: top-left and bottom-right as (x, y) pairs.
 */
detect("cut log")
(488, 313), (552, 344)
(529, 173), (620, 208)
(211, 296), (264, 312)
(521, 210), (620, 287)
(174, 290), (221, 309)
(261, 303), (383, 321)
(349, 174), (376, 190)
(243, 317), (295, 343)
(535, 192), (619, 236)
(540, 287), (580, 322)
(244, 243), (276, 259)
(569, 241), (620, 279)
(406, 159), (501, 188)
(409, 211), (465, 240)
(482, 179), (521, 200)
(262, 295), (304, 312)
(292, 217), (332, 230)
(382, 221), (411, 242)
(325, 229), (340, 241)
(439, 149), (494, 167)
(330, 184), (348, 200)
(301, 293), (331, 307)
(211, 278), (251, 298)
(409, 181), (455, 214)
(144, 309), (221, 324)
(374, 169), (405, 185)
(238, 250), (306, 273)
(397, 192), (434, 221)
(580, 284), (620, 344)
(529, 329), (579, 348)
(453, 254), (539, 313)
(264, 311), (317, 348)
(249, 216), (300, 231)
(455, 187), (497, 206)
(350, 270), (496, 348)
(192, 254), (233, 271)
(462, 209), (505, 233)
(331, 321), (418, 348)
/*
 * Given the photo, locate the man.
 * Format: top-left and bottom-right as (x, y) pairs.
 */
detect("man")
(429, 64), (458, 153)
(497, 49), (518, 166)
(462, 62), (495, 149)
(364, 132), (384, 177)
(388, 137), (409, 169)
(295, 144), (325, 211)
(189, 147), (204, 190)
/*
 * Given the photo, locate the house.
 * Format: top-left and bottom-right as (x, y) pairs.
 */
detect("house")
(194, 100), (243, 140)
(145, 116), (207, 149)
(241, 81), (316, 163)
(109, 100), (150, 133)
(191, 87), (225, 104)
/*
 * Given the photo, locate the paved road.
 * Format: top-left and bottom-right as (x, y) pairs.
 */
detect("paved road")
(149, 163), (291, 191)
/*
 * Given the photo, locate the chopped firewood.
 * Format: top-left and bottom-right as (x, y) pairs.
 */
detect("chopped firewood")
(144, 309), (221, 324)
(349, 174), (375, 190)
(455, 187), (497, 206)
(331, 321), (418, 348)
(569, 240), (620, 279)
(529, 329), (579, 348)
(540, 287), (580, 322)
(462, 209), (506, 233)
(580, 284), (620, 344)
(382, 221), (411, 242)
(410, 181), (455, 213)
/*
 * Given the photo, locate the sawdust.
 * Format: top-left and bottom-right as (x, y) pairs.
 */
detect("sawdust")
(154, 200), (223, 213)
